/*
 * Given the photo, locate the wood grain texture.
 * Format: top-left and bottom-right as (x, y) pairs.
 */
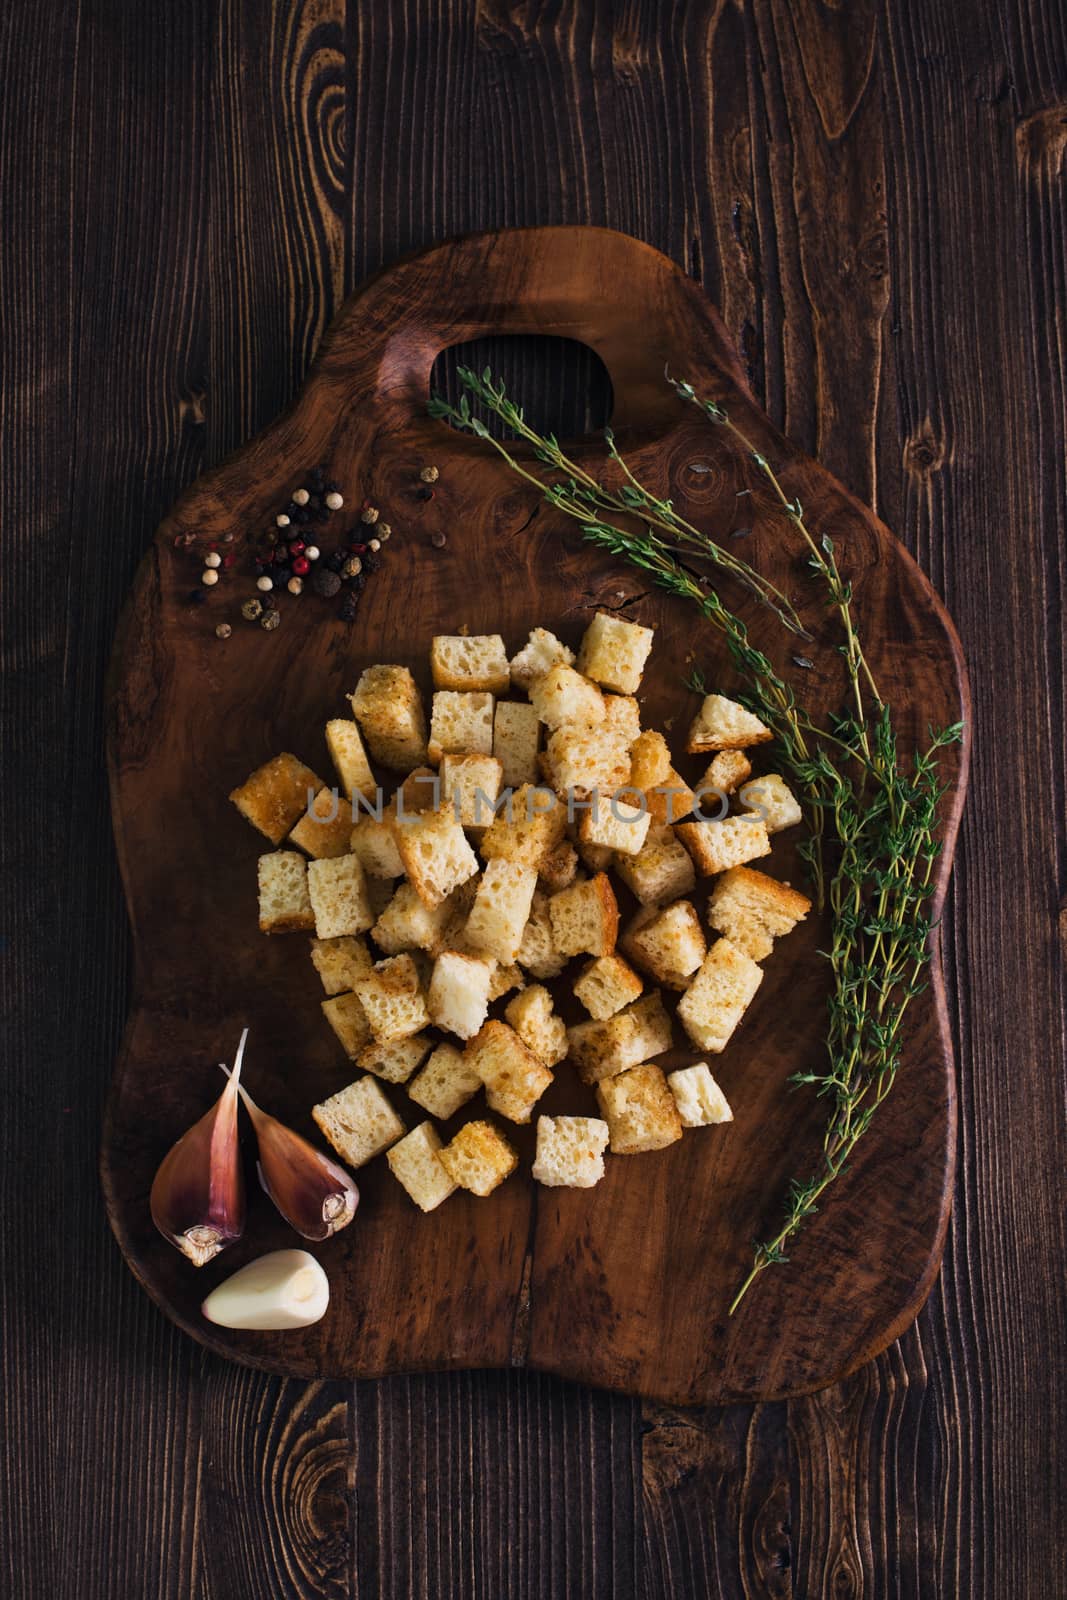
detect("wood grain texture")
(103, 224), (967, 1403)
(1, 0), (1064, 1596)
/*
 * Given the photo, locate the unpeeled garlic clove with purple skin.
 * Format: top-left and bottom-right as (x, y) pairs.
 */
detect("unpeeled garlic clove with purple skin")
(223, 1071), (358, 1241)
(150, 1030), (248, 1267)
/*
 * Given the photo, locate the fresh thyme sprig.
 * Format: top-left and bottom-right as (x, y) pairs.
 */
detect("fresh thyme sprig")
(429, 367), (811, 638)
(429, 365), (963, 1314)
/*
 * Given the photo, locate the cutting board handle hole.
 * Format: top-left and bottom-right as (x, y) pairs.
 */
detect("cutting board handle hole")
(430, 335), (613, 442)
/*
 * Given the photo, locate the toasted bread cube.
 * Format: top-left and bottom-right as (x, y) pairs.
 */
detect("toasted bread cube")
(530, 664), (605, 731)
(464, 1020), (553, 1123)
(576, 838), (614, 873)
(625, 992), (675, 1060)
(706, 866), (812, 961)
(487, 962), (525, 1001)
(310, 934), (374, 996)
(603, 694), (641, 747)
(542, 726), (630, 799)
(566, 1010), (635, 1085)
(349, 665), (428, 772)
(566, 992), (672, 1084)
(427, 691), (494, 765)
(687, 693), (772, 754)
(548, 873), (619, 958)
(700, 749), (752, 797)
(440, 753), (503, 835)
(440, 873), (482, 938)
(257, 851), (315, 933)
(313, 1075), (405, 1168)
(667, 1063), (734, 1127)
(538, 841), (579, 894)
(628, 730), (671, 791)
(392, 767), (442, 817)
(438, 1119), (519, 1196)
(597, 1064), (682, 1153)
(504, 984), (568, 1067)
(350, 809), (405, 879)
(358, 1033), (433, 1084)
(614, 824), (697, 905)
(576, 611), (654, 695)
(676, 815), (772, 877)
(493, 701), (540, 788)
(321, 992), (373, 1057)
(408, 1041), (482, 1120)
(307, 853), (374, 939)
(230, 753), (322, 844)
(387, 1122), (457, 1211)
(677, 938), (763, 1053)
(462, 859), (539, 963)
(517, 890), (568, 979)
(430, 633), (510, 693)
(509, 627), (575, 693)
(532, 1115), (609, 1188)
(622, 900), (707, 990)
(573, 953), (644, 1020)
(289, 787), (353, 859)
(392, 807), (480, 908)
(479, 783), (566, 871)
(578, 794), (651, 857)
(325, 718), (376, 800)
(366, 876), (395, 920)
(428, 949), (495, 1040)
(353, 953), (430, 1041)
(372, 881), (453, 954)
(645, 767), (696, 825)
(739, 773), (803, 834)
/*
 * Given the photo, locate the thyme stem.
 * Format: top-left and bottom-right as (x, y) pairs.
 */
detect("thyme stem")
(430, 366), (963, 1314)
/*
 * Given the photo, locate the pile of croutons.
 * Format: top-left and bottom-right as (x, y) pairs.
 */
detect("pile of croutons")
(229, 612), (811, 1211)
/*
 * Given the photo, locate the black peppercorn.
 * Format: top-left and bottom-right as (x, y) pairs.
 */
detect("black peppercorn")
(187, 589), (207, 605)
(312, 567), (342, 598)
(293, 507), (310, 524)
(274, 565), (292, 584)
(325, 551), (345, 573)
(364, 552), (382, 573)
(339, 594), (359, 622)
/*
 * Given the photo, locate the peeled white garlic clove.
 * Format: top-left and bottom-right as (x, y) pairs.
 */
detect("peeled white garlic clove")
(201, 1249), (330, 1330)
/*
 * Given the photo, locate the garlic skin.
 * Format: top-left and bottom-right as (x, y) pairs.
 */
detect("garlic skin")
(150, 1032), (247, 1267)
(201, 1249), (330, 1330)
(224, 1072), (359, 1241)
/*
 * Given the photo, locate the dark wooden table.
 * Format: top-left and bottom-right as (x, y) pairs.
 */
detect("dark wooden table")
(3, 3), (1064, 1595)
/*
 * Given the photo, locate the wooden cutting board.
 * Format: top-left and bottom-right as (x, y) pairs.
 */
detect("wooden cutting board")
(103, 226), (969, 1405)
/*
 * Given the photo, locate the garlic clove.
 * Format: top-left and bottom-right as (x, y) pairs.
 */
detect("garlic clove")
(150, 1031), (248, 1267)
(224, 1070), (358, 1241)
(201, 1249), (330, 1329)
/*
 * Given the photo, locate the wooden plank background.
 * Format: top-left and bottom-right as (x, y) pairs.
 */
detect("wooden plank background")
(1, 1), (1064, 1594)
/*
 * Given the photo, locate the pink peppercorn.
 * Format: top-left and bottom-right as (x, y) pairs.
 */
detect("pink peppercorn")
(291, 555), (310, 576)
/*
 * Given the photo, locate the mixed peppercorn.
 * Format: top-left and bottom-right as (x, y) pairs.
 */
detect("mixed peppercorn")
(179, 461), (434, 635)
